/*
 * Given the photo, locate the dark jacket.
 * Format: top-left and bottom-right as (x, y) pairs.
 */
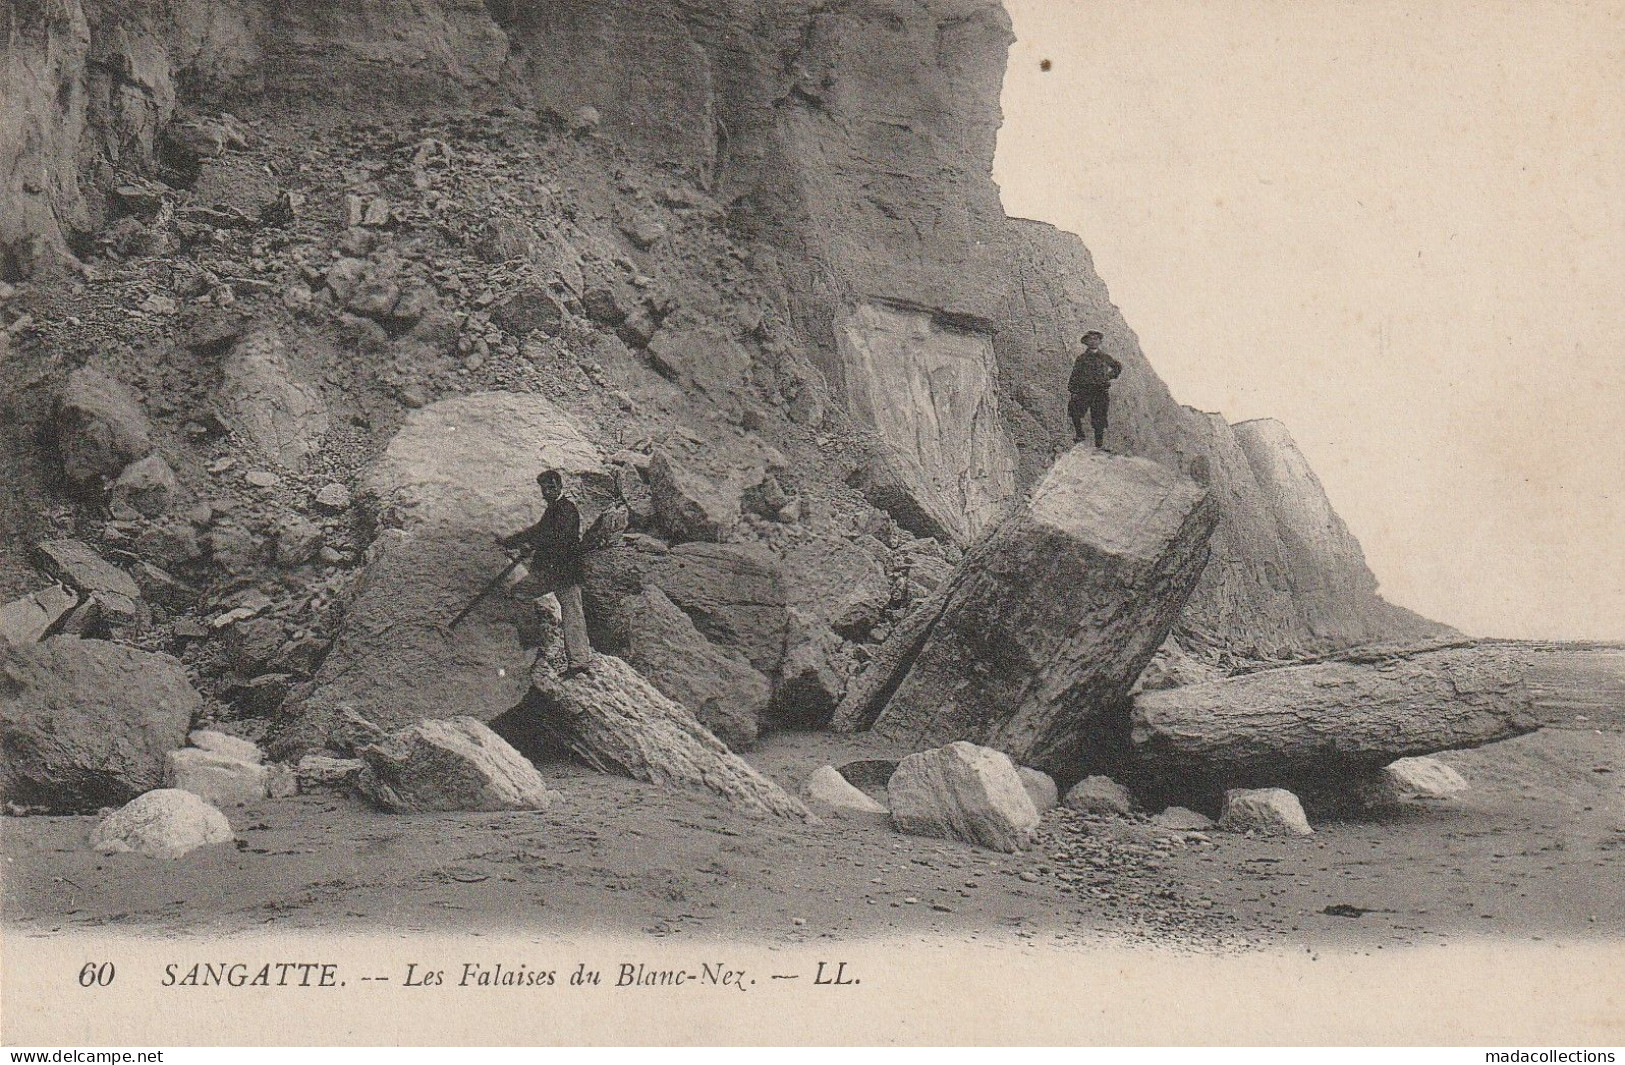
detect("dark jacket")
(502, 497), (583, 586)
(1069, 349), (1123, 392)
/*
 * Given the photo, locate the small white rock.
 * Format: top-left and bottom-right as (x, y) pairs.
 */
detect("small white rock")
(91, 789), (234, 858)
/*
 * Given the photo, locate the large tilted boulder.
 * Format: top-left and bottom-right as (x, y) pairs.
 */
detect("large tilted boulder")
(524, 654), (813, 821)
(287, 392), (603, 745)
(54, 367), (153, 484)
(358, 717), (556, 813)
(91, 789), (235, 859)
(851, 449), (1217, 777)
(624, 586), (770, 748)
(1129, 644), (1538, 800)
(1, 637), (199, 812)
(888, 741), (1039, 852)
(291, 529), (534, 739)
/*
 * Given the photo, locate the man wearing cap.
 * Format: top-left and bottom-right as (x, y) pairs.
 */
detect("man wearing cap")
(500, 469), (593, 675)
(1067, 330), (1123, 449)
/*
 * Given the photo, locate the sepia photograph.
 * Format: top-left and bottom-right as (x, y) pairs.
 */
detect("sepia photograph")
(1, 0), (1620, 1048)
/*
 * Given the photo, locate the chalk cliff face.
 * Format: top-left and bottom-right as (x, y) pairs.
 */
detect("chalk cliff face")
(0, 0), (1448, 657)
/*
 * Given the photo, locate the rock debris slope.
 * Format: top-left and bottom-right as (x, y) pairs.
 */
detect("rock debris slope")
(1, 0), (1446, 661)
(0, 0), (1484, 820)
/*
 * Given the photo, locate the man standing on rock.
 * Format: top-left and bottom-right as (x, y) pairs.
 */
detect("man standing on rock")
(500, 469), (593, 676)
(1068, 329), (1123, 449)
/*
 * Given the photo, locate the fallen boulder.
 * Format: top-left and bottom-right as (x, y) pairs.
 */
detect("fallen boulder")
(0, 584), (78, 644)
(802, 765), (890, 824)
(649, 542), (789, 675)
(1152, 806), (1215, 832)
(1063, 775), (1139, 818)
(165, 748), (269, 806)
(783, 533), (890, 638)
(888, 741), (1039, 852)
(1379, 755), (1469, 800)
(296, 755), (364, 793)
(1130, 644), (1537, 801)
(91, 789), (235, 859)
(1218, 787), (1313, 837)
(54, 367), (153, 484)
(34, 539), (140, 625)
(358, 717), (555, 813)
(648, 448), (740, 543)
(624, 585), (769, 748)
(362, 390), (603, 533)
(524, 654), (813, 821)
(858, 450), (1217, 777)
(1, 636), (199, 812)
(1018, 767), (1059, 813)
(110, 455), (182, 518)
(291, 392), (603, 741)
(188, 730), (264, 763)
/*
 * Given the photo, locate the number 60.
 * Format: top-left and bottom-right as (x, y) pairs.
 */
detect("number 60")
(78, 962), (115, 987)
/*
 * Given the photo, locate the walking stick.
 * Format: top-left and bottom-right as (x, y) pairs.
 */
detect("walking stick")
(448, 554), (525, 629)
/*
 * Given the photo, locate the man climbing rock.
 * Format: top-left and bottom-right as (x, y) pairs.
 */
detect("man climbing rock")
(1067, 329), (1123, 449)
(501, 469), (593, 675)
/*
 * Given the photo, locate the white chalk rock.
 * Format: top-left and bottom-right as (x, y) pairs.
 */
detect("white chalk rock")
(1063, 774), (1139, 817)
(165, 748), (270, 806)
(1381, 756), (1468, 799)
(1218, 787), (1313, 837)
(889, 741), (1039, 852)
(187, 730), (265, 764)
(802, 765), (889, 824)
(91, 789), (234, 858)
(1018, 767), (1059, 813)
(358, 717), (555, 813)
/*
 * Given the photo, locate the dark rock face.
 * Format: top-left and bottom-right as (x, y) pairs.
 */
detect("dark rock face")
(1, 0), (1449, 665)
(859, 449), (1218, 778)
(624, 586), (770, 748)
(647, 542), (789, 676)
(1, 636), (200, 812)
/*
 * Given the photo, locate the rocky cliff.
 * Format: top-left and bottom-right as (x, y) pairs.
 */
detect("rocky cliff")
(0, 0), (1449, 685)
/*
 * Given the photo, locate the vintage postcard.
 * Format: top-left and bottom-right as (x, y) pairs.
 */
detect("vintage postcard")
(1, 0), (1620, 1047)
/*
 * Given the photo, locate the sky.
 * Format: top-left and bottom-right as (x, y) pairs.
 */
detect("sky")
(994, 0), (1625, 642)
